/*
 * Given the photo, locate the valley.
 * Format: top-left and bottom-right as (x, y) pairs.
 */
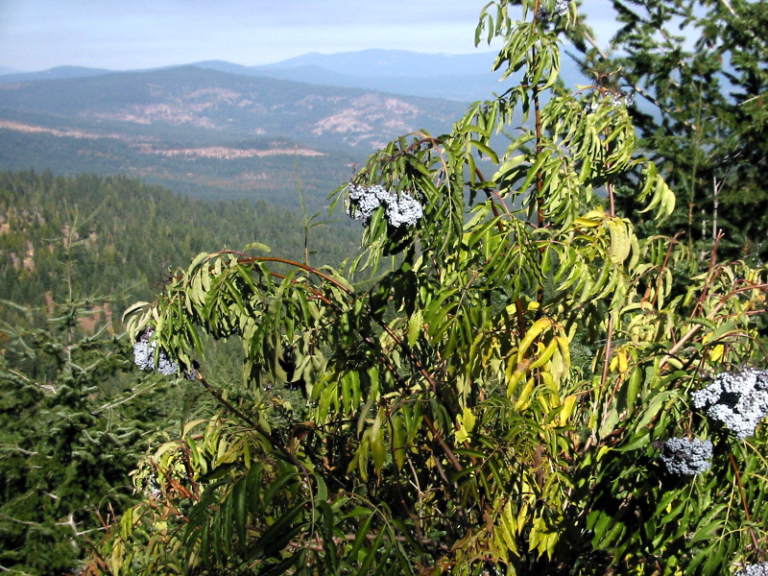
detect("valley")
(0, 55), (487, 209)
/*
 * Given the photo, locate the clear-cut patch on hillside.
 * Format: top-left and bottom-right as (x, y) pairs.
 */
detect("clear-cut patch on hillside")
(90, 104), (220, 127)
(312, 94), (421, 147)
(138, 145), (325, 159)
(0, 120), (118, 139)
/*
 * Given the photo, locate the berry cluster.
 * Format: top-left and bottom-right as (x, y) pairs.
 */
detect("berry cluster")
(584, 100), (601, 115)
(583, 91), (634, 115)
(133, 329), (196, 380)
(610, 91), (634, 107)
(691, 369), (768, 439)
(735, 563), (768, 576)
(659, 437), (713, 476)
(537, 0), (571, 23)
(346, 184), (423, 228)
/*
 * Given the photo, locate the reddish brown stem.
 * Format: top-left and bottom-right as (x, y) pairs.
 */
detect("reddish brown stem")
(691, 229), (724, 318)
(729, 452), (761, 552)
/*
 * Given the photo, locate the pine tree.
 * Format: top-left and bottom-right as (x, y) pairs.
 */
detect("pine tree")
(0, 218), (174, 575)
(574, 0), (768, 263)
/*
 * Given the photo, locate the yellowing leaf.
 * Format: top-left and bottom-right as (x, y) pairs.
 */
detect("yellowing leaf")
(408, 309), (423, 347)
(514, 378), (536, 411)
(454, 408), (477, 444)
(606, 218), (631, 264)
(497, 500), (519, 555)
(574, 209), (605, 228)
(462, 406), (477, 433)
(708, 344), (725, 362)
(528, 337), (558, 371)
(558, 395), (578, 426)
(517, 317), (552, 363)
(243, 242), (271, 253)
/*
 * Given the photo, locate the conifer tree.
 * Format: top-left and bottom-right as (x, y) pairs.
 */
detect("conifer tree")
(574, 0), (768, 263)
(0, 219), (175, 575)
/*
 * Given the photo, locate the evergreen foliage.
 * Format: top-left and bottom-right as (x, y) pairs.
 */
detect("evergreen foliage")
(574, 0), (768, 264)
(0, 171), (359, 574)
(88, 1), (768, 575)
(0, 227), (186, 574)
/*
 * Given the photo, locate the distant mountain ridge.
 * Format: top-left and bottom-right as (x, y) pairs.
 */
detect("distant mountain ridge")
(196, 61), (507, 102)
(0, 49), (591, 102)
(0, 65), (467, 149)
(0, 65), (113, 83)
(0, 62), (470, 207)
(258, 49), (498, 78)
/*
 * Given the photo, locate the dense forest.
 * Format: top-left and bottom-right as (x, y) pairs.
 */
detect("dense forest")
(0, 132), (361, 210)
(0, 170), (361, 317)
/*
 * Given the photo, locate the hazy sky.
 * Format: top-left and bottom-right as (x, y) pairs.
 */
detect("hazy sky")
(0, 0), (618, 72)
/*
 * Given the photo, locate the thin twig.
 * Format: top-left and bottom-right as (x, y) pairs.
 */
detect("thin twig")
(729, 452), (761, 552)
(660, 282), (768, 370)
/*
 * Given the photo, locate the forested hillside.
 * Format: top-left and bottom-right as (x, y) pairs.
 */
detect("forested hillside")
(0, 170), (361, 324)
(0, 169), (360, 573)
(0, 129), (357, 209)
(0, 64), (473, 208)
(0, 66), (467, 150)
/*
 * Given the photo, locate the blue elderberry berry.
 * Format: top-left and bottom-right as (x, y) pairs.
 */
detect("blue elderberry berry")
(735, 563), (768, 576)
(345, 183), (424, 228)
(659, 437), (713, 476)
(691, 369), (768, 439)
(133, 328), (180, 377)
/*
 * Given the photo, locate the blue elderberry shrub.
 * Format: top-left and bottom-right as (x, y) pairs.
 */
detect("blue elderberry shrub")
(346, 183), (423, 228)
(659, 437), (713, 476)
(133, 329), (179, 376)
(691, 369), (768, 439)
(735, 563), (768, 576)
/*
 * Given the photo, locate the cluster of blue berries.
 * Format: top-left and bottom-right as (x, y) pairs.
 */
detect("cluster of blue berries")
(735, 563), (768, 576)
(659, 437), (713, 476)
(346, 183), (424, 228)
(584, 91), (634, 115)
(610, 91), (634, 107)
(537, 0), (571, 23)
(691, 368), (768, 439)
(133, 329), (195, 380)
(134, 329), (179, 375)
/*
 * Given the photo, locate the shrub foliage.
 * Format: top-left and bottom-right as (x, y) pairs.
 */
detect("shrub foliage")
(90, 1), (768, 575)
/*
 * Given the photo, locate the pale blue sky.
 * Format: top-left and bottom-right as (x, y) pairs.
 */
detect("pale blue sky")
(0, 0), (618, 72)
